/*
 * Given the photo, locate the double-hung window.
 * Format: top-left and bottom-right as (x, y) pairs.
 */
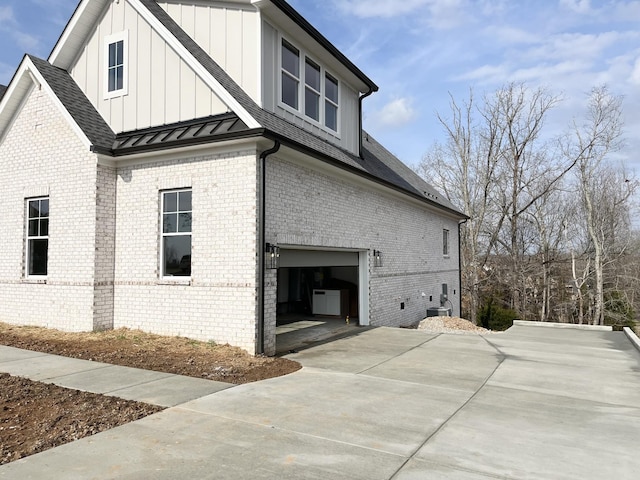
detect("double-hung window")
(281, 40), (300, 109)
(162, 189), (192, 277)
(26, 197), (49, 277)
(304, 59), (321, 121)
(443, 229), (450, 257)
(325, 73), (339, 131)
(280, 38), (340, 132)
(104, 31), (128, 98)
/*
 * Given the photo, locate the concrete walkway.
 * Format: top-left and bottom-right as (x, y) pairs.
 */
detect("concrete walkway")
(1, 324), (639, 479)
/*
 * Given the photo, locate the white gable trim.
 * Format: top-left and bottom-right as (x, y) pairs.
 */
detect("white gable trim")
(126, 0), (260, 129)
(49, 0), (112, 69)
(0, 57), (92, 150)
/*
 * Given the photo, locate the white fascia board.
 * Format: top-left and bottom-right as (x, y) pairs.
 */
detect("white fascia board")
(128, 0), (261, 130)
(0, 57), (92, 151)
(49, 0), (112, 69)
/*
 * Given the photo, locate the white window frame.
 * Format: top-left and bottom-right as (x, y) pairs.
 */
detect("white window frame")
(278, 36), (341, 135)
(160, 189), (192, 280)
(443, 229), (450, 257)
(25, 197), (49, 278)
(104, 31), (129, 99)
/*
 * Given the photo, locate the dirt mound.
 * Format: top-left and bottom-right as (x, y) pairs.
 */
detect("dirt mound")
(417, 316), (492, 334)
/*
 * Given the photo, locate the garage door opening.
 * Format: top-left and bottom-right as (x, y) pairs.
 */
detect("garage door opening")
(275, 249), (366, 354)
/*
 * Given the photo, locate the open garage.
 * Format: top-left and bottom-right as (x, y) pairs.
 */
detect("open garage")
(275, 248), (369, 353)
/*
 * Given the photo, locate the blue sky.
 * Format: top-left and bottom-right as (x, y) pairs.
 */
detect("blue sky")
(1, 0), (639, 171)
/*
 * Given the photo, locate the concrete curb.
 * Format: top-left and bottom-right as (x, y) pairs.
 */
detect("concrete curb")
(623, 327), (640, 353)
(512, 320), (613, 332)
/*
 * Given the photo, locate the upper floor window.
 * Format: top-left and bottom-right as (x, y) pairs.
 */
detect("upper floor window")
(162, 189), (192, 277)
(26, 197), (49, 277)
(104, 31), (128, 99)
(280, 38), (340, 133)
(281, 40), (300, 109)
(443, 229), (450, 256)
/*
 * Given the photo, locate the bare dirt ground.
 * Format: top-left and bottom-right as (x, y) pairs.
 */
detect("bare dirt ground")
(0, 322), (301, 465)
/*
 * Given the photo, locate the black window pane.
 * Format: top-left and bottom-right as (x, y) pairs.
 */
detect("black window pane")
(178, 213), (192, 233)
(179, 191), (192, 211)
(325, 102), (338, 131)
(116, 66), (123, 91)
(29, 200), (39, 219)
(116, 40), (124, 64)
(109, 42), (116, 67)
(28, 220), (39, 236)
(164, 192), (177, 212)
(163, 213), (177, 233)
(282, 74), (298, 109)
(40, 219), (49, 237)
(29, 239), (48, 276)
(305, 89), (319, 121)
(163, 236), (191, 276)
(108, 69), (116, 92)
(305, 60), (320, 91)
(326, 74), (338, 103)
(282, 42), (299, 76)
(39, 199), (49, 217)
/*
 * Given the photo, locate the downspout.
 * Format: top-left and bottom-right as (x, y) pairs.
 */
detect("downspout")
(458, 218), (468, 318)
(257, 139), (281, 355)
(358, 87), (375, 159)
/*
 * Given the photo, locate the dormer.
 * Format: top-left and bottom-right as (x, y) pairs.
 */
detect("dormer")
(155, 0), (378, 155)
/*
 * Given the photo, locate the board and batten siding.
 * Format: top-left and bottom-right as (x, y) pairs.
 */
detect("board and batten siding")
(71, 0), (229, 133)
(261, 20), (360, 156)
(157, 1), (260, 104)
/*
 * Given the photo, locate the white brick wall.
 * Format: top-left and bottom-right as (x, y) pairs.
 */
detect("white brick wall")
(112, 150), (260, 352)
(265, 156), (461, 334)
(0, 87), (100, 331)
(0, 88), (460, 356)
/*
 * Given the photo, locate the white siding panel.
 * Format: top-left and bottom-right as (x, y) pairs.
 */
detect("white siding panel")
(137, 15), (152, 128)
(69, 0), (230, 133)
(261, 20), (277, 111)
(150, 32), (166, 126)
(158, 2), (260, 103)
(165, 49), (181, 125)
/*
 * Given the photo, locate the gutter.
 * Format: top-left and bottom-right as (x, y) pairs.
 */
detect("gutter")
(257, 140), (281, 355)
(458, 218), (468, 317)
(358, 87), (375, 160)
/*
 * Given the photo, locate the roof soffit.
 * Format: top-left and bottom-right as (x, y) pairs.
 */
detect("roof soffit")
(49, 0), (112, 69)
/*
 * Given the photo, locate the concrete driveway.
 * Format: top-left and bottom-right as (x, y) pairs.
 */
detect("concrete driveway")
(1, 323), (639, 479)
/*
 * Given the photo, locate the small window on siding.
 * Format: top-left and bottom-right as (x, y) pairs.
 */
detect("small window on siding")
(281, 40), (300, 109)
(104, 31), (128, 98)
(304, 58), (321, 121)
(325, 73), (339, 131)
(443, 229), (450, 256)
(26, 197), (49, 276)
(162, 189), (192, 277)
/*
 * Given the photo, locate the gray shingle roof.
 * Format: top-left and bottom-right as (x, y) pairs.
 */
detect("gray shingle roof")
(139, 0), (464, 217)
(28, 56), (115, 151)
(0, 84), (6, 101)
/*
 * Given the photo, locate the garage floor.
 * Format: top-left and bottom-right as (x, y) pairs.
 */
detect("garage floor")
(275, 316), (362, 355)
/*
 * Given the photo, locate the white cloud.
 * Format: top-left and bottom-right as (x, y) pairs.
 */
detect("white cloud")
(371, 98), (418, 128)
(0, 6), (15, 25)
(559, 0), (593, 14)
(336, 0), (431, 18)
(631, 57), (640, 85)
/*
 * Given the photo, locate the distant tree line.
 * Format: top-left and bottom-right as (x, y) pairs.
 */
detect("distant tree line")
(419, 82), (638, 328)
